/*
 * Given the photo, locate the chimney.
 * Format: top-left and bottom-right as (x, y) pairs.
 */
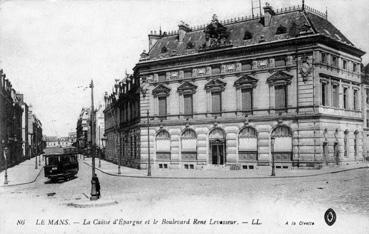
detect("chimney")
(178, 21), (191, 42)
(148, 30), (163, 51)
(263, 3), (275, 27)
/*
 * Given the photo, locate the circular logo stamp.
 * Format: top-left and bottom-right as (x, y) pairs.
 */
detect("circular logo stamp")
(324, 208), (336, 226)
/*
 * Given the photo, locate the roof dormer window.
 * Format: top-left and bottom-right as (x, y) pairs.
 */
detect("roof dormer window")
(161, 46), (168, 53)
(276, 25), (287, 35)
(186, 41), (194, 49)
(243, 31), (253, 40)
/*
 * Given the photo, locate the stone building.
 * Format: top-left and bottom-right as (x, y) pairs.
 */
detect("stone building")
(76, 107), (91, 153)
(0, 69), (44, 171)
(105, 3), (366, 170)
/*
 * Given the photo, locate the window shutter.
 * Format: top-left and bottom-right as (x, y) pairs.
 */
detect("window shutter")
(184, 94), (193, 115)
(241, 89), (252, 111)
(275, 86), (286, 109)
(212, 92), (221, 113)
(158, 97), (167, 116)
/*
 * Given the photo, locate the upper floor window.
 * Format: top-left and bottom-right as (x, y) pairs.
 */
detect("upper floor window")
(152, 84), (171, 117)
(234, 74), (258, 113)
(184, 94), (193, 115)
(321, 53), (328, 64)
(353, 63), (359, 73)
(343, 87), (348, 109)
(266, 71), (292, 111)
(211, 92), (221, 113)
(177, 81), (197, 116)
(204, 79), (226, 114)
(343, 60), (347, 70)
(354, 89), (359, 110)
(321, 81), (328, 106)
(332, 56), (338, 67)
(241, 89), (253, 112)
(158, 97), (167, 116)
(275, 85), (287, 110)
(332, 84), (339, 108)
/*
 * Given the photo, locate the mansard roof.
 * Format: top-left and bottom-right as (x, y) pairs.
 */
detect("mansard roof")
(145, 6), (362, 61)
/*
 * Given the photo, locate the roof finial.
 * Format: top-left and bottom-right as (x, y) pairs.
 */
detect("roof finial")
(302, 0), (305, 11)
(325, 7), (328, 19)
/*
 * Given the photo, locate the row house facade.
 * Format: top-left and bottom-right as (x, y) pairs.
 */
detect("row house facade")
(105, 3), (366, 170)
(0, 69), (44, 171)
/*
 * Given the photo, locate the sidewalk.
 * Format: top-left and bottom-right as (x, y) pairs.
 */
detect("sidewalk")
(85, 158), (369, 179)
(0, 157), (43, 186)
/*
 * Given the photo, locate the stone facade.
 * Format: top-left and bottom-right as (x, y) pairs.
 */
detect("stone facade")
(105, 3), (366, 170)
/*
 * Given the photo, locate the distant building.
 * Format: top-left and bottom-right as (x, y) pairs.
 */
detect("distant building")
(17, 93), (29, 160)
(95, 103), (105, 149)
(76, 108), (90, 153)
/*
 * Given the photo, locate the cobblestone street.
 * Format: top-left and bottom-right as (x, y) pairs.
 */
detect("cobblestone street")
(0, 158), (368, 233)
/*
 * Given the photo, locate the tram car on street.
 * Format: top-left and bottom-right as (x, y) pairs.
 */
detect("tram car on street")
(44, 146), (79, 181)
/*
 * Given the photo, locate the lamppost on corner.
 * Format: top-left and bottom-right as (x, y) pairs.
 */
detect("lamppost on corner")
(89, 79), (99, 200)
(2, 140), (8, 185)
(140, 85), (151, 177)
(271, 136), (275, 177)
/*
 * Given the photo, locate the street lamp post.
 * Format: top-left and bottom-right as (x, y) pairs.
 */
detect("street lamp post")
(271, 136), (275, 177)
(147, 110), (151, 177)
(90, 80), (99, 200)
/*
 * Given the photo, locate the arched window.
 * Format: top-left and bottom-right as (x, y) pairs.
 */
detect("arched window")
(239, 127), (257, 161)
(156, 129), (171, 160)
(271, 126), (292, 162)
(181, 128), (197, 160)
(209, 128), (225, 141)
(344, 130), (349, 157)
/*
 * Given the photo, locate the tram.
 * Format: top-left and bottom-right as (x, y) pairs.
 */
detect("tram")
(44, 146), (79, 181)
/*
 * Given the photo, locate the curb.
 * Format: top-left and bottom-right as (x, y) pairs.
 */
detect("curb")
(65, 200), (118, 208)
(0, 167), (43, 187)
(83, 162), (369, 180)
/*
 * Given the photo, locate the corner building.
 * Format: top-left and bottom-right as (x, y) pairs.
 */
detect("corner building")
(105, 4), (366, 170)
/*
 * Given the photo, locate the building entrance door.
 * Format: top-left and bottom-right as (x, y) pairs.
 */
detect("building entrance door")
(211, 140), (225, 165)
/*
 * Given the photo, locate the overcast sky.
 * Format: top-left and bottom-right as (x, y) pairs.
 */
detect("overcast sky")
(0, 0), (368, 137)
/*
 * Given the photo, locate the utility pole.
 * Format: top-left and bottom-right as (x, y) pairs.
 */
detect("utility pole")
(147, 110), (151, 177)
(90, 80), (98, 200)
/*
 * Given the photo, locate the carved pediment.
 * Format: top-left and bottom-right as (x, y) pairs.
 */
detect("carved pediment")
(201, 14), (231, 50)
(177, 81), (197, 95)
(267, 71), (293, 86)
(152, 84), (171, 97)
(204, 78), (226, 92)
(234, 74), (258, 89)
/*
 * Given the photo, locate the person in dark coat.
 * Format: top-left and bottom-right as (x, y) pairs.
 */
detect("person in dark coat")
(92, 173), (101, 198)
